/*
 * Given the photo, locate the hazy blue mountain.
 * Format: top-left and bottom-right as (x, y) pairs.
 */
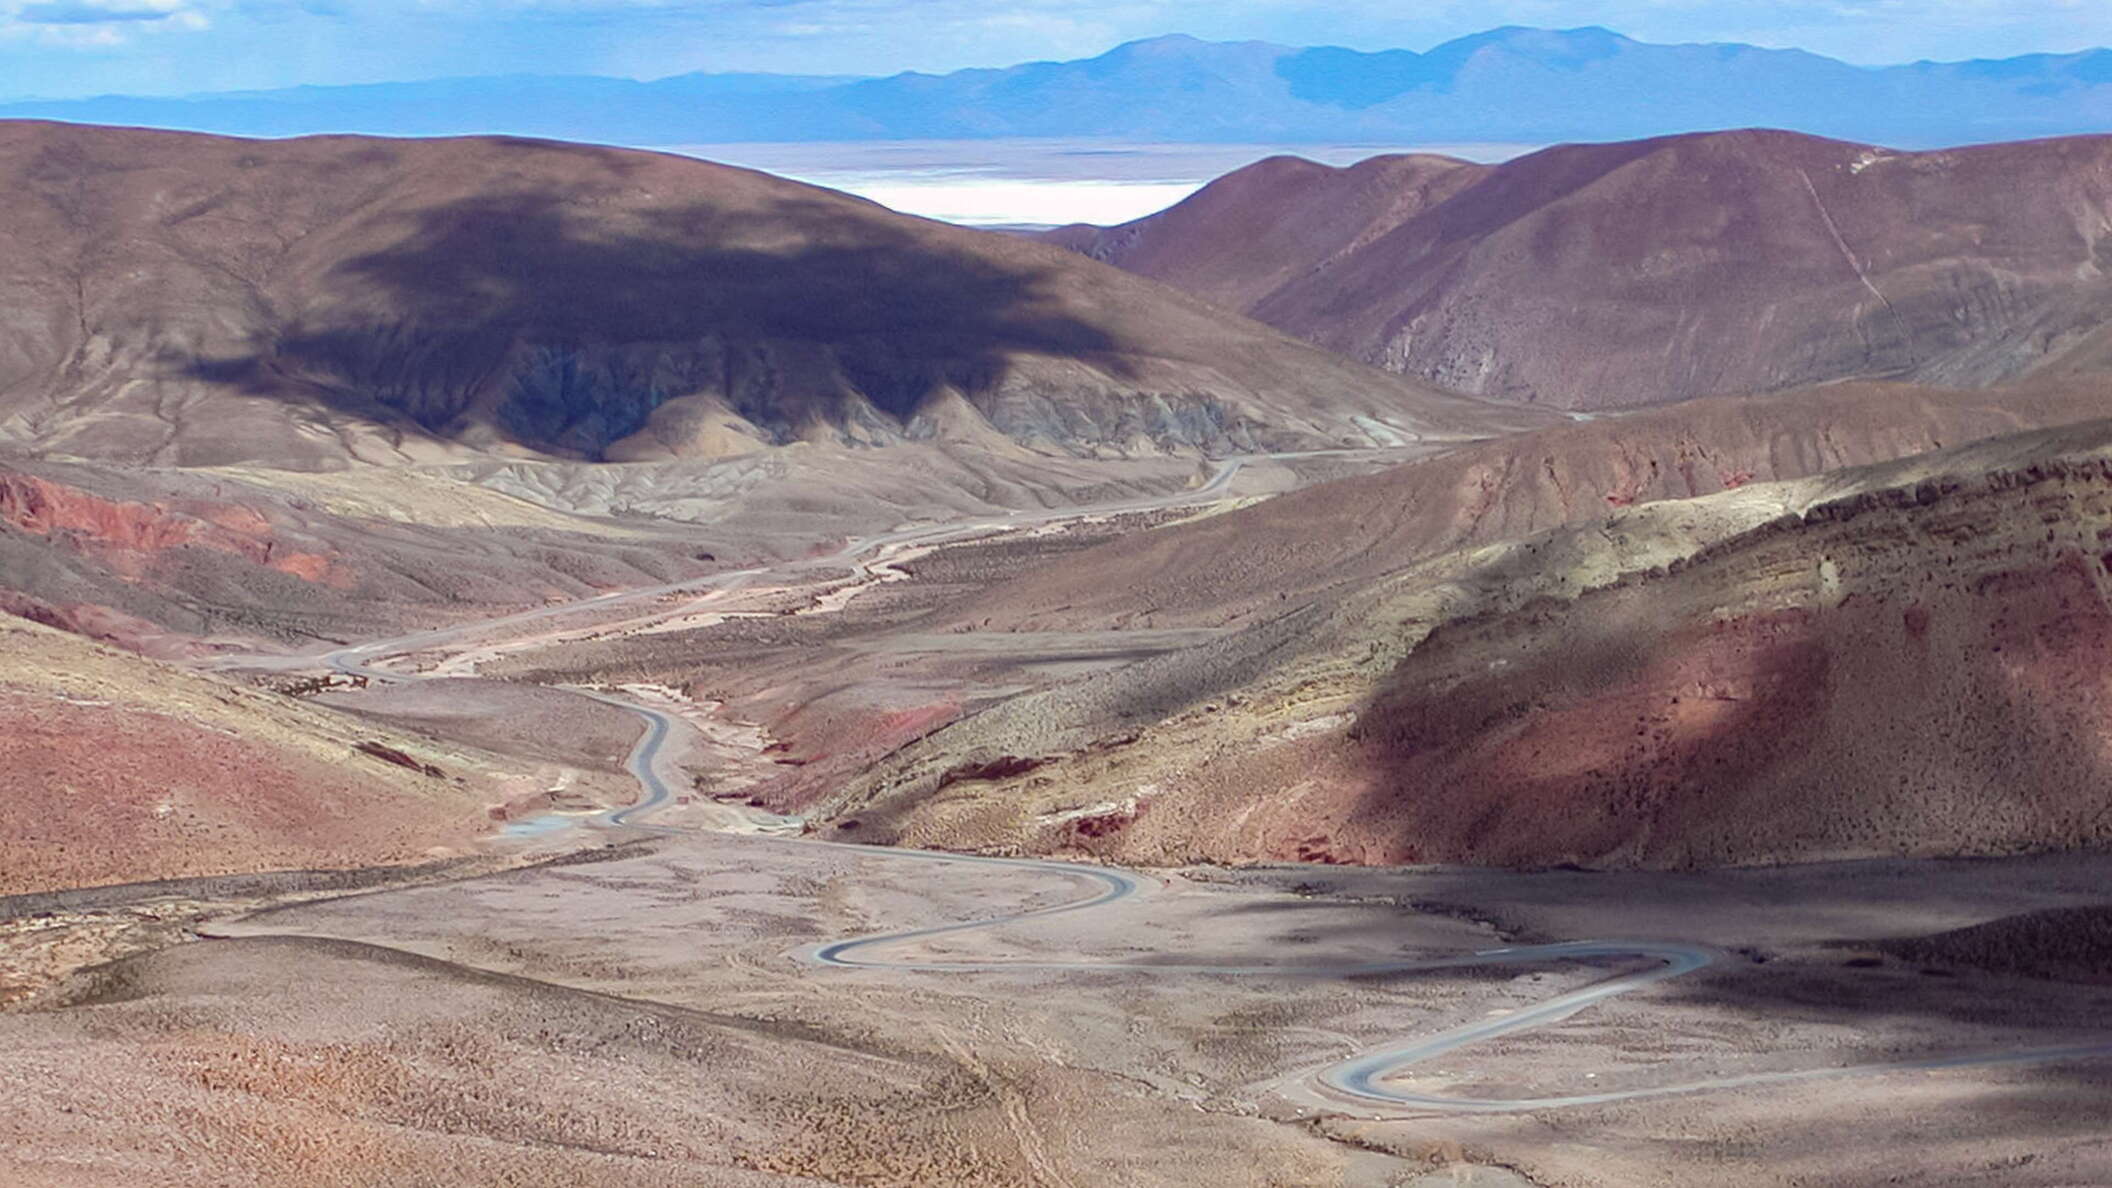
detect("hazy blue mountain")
(9, 26), (2112, 147)
(0, 71), (865, 142)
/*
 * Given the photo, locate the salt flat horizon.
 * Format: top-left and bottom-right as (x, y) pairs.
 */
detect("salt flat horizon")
(655, 137), (1540, 227)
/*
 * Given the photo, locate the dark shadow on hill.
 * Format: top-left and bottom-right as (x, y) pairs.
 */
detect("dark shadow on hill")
(1337, 461), (2112, 869)
(1866, 903), (2112, 983)
(1123, 862), (2112, 1151)
(178, 189), (1133, 459)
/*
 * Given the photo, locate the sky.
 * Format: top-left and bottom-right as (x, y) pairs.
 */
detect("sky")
(8, 0), (2112, 99)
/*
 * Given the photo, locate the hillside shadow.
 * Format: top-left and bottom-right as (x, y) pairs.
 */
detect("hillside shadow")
(1736, 1071), (2112, 1188)
(1334, 507), (2112, 868)
(1136, 882), (2112, 1157)
(179, 187), (1130, 458)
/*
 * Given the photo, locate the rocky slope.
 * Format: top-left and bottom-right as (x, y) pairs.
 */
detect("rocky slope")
(0, 434), (1353, 653)
(829, 414), (2112, 869)
(0, 121), (1533, 471)
(1050, 129), (2112, 410)
(0, 615), (620, 894)
(940, 377), (2112, 633)
(0, 455), (718, 651)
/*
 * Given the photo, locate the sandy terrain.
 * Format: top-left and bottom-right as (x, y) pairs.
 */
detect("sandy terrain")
(313, 678), (643, 774)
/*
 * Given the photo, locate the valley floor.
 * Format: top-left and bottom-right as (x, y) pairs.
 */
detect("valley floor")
(4, 835), (2110, 1186)
(7, 443), (2112, 1185)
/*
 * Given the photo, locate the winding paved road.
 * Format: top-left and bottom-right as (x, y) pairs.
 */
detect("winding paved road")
(793, 847), (2112, 1113)
(268, 451), (2112, 1115)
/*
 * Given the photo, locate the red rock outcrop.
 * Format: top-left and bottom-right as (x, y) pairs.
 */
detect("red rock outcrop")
(0, 470), (351, 587)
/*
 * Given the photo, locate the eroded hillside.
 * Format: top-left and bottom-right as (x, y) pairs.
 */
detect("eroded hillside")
(0, 616), (631, 895)
(829, 419), (2112, 869)
(939, 378), (2112, 633)
(0, 455), (711, 650)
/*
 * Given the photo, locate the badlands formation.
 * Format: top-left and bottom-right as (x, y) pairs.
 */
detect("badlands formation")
(5, 123), (2112, 1186)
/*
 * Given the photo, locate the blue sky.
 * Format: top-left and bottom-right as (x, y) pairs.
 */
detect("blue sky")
(8, 0), (2112, 99)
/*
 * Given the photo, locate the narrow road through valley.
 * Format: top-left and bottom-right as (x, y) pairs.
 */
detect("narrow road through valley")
(261, 450), (2112, 1116)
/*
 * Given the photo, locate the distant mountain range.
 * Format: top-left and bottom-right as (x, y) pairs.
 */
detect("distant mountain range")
(10, 26), (2112, 147)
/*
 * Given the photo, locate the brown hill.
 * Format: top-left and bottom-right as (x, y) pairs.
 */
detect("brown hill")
(1043, 152), (1484, 313)
(0, 453), (717, 651)
(0, 615), (619, 894)
(832, 392), (2112, 869)
(1050, 129), (2112, 410)
(1876, 906), (2112, 983)
(941, 377), (2112, 633)
(0, 121), (1536, 470)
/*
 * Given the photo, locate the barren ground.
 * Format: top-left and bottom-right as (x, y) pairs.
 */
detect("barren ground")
(10, 434), (2112, 1185)
(6, 836), (2111, 1186)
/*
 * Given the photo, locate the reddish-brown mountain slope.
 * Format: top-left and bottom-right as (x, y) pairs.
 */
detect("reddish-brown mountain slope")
(944, 377), (2112, 632)
(0, 455), (714, 650)
(1330, 446), (2112, 867)
(0, 121), (1536, 470)
(1050, 129), (2112, 410)
(0, 615), (611, 894)
(839, 417), (2112, 869)
(1045, 152), (1486, 313)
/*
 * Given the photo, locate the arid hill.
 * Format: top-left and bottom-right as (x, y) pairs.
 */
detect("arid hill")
(0, 454), (718, 651)
(0, 436), (1341, 654)
(1876, 906), (2112, 983)
(941, 377), (2112, 633)
(830, 399), (2112, 869)
(1050, 129), (2112, 410)
(0, 121), (1533, 470)
(1042, 152), (1484, 314)
(0, 616), (625, 895)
